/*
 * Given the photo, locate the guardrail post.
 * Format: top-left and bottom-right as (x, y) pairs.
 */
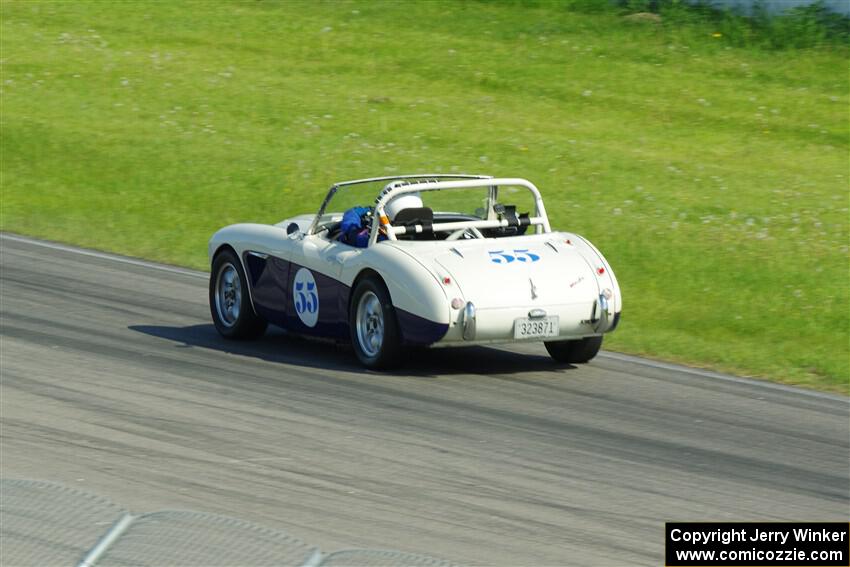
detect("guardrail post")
(76, 513), (135, 567)
(299, 548), (323, 567)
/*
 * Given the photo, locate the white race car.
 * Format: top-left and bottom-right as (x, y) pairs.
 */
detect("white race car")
(209, 175), (621, 369)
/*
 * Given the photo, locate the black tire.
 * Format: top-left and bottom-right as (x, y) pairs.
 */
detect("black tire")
(209, 249), (267, 339)
(545, 336), (603, 364)
(349, 276), (403, 370)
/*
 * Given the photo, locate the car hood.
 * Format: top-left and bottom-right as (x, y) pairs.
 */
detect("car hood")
(385, 235), (603, 310)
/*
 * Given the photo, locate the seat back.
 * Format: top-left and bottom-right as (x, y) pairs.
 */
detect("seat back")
(392, 207), (434, 240)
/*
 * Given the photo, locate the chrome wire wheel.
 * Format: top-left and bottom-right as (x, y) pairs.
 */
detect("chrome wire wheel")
(355, 290), (384, 358)
(215, 263), (242, 327)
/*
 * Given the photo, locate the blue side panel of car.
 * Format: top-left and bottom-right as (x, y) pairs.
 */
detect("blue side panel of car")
(395, 309), (449, 346)
(245, 254), (290, 324)
(244, 252), (268, 284)
(244, 252), (447, 346)
(284, 263), (350, 339)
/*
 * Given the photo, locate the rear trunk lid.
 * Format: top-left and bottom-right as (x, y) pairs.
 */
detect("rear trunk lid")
(390, 235), (601, 309)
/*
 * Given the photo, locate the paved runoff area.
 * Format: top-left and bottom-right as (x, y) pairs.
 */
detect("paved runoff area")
(1, 233), (848, 566)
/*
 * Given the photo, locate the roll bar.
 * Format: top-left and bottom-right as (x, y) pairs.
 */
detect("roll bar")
(370, 178), (552, 245)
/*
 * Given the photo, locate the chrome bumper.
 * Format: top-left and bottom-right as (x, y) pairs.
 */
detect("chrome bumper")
(462, 301), (476, 340)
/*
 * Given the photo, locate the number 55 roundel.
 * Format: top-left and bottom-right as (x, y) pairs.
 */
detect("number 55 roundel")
(293, 268), (319, 327)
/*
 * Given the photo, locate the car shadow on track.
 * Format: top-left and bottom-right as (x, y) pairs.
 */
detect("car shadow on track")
(129, 324), (576, 377)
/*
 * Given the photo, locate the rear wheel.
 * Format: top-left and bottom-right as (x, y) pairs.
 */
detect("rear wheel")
(350, 276), (403, 369)
(545, 336), (602, 364)
(210, 249), (267, 339)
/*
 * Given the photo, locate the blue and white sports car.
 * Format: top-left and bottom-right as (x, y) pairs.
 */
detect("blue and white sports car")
(209, 174), (621, 369)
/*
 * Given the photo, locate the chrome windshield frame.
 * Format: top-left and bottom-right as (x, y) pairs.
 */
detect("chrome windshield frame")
(306, 174), (492, 236)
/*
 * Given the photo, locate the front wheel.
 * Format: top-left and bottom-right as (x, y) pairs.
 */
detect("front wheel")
(349, 276), (403, 370)
(545, 336), (602, 364)
(209, 249), (267, 339)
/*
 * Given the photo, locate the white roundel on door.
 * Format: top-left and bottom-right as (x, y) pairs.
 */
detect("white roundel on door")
(293, 268), (319, 327)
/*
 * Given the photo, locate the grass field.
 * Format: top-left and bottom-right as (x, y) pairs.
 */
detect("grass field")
(1, 0), (847, 392)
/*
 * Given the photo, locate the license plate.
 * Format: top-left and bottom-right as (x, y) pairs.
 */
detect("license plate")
(513, 316), (559, 339)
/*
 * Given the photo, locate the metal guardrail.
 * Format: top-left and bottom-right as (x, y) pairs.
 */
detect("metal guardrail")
(0, 479), (127, 567)
(0, 480), (456, 567)
(91, 511), (318, 567)
(319, 550), (455, 566)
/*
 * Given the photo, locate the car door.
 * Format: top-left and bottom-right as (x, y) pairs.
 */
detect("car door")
(284, 234), (363, 339)
(242, 233), (302, 328)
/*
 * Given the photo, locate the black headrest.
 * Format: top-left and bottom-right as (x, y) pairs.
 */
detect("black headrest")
(393, 207), (433, 226)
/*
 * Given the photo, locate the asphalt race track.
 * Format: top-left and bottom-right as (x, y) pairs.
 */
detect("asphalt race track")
(1, 233), (848, 566)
